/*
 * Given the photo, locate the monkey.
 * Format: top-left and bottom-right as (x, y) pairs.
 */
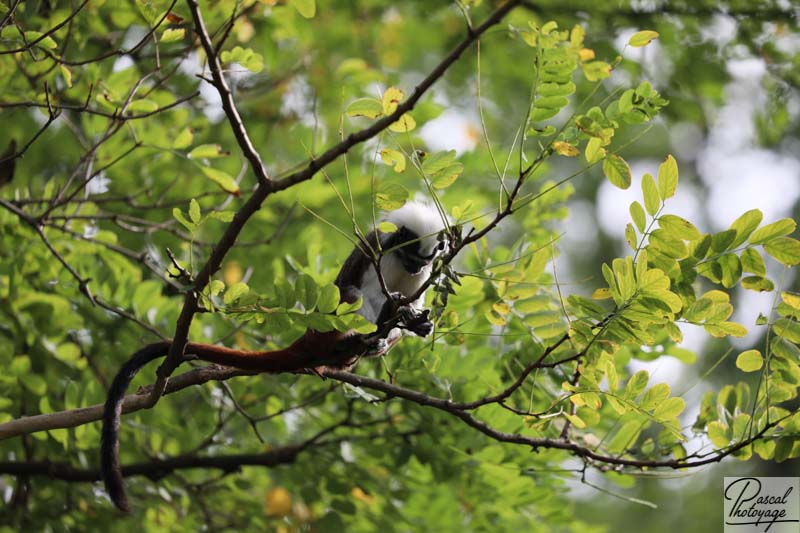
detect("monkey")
(101, 200), (450, 511)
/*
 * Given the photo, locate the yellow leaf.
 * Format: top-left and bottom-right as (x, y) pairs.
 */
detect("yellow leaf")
(382, 86), (405, 115)
(553, 141), (579, 157)
(389, 113), (416, 133)
(592, 288), (612, 300)
(578, 48), (595, 62)
(264, 487), (292, 517)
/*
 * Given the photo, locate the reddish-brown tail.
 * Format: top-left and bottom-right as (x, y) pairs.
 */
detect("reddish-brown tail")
(100, 332), (350, 511)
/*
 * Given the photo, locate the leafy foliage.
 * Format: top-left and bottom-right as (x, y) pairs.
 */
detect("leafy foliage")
(0, 1), (798, 532)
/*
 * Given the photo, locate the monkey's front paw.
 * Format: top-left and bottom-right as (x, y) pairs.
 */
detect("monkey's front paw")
(365, 338), (390, 356)
(399, 307), (433, 337)
(408, 320), (433, 337)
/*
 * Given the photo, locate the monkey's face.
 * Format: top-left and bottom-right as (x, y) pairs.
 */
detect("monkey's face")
(390, 227), (447, 275)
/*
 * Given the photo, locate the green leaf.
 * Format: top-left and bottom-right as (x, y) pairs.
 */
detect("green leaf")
(20, 374), (47, 395)
(642, 173), (660, 216)
(201, 167), (240, 196)
(741, 276), (774, 292)
(563, 412), (586, 429)
(161, 28), (185, 43)
(125, 99), (158, 114)
(736, 350), (763, 372)
(296, 274), (319, 310)
(24, 31), (57, 49)
(317, 284), (340, 314)
(607, 420), (642, 453)
(749, 218), (796, 245)
(764, 237), (800, 266)
(208, 211), (235, 223)
(172, 208), (196, 231)
(603, 154), (632, 189)
(624, 370), (649, 400)
(291, 0), (316, 18)
(657, 155), (678, 199)
(741, 248), (766, 276)
(630, 201), (646, 233)
(375, 183), (408, 211)
(710, 229), (737, 253)
(628, 30), (659, 47)
(189, 144), (229, 159)
(717, 254), (742, 288)
(346, 98), (383, 119)
(185, 201), (201, 228)
(422, 150), (456, 173)
(223, 282), (250, 305)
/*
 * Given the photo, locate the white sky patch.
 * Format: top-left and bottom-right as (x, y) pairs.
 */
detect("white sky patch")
(281, 75), (318, 128)
(697, 57), (800, 230)
(628, 355), (686, 391)
(419, 108), (480, 154)
(111, 56), (135, 73)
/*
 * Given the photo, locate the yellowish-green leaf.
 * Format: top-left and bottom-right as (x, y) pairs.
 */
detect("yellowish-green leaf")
(291, 0), (316, 18)
(736, 350), (763, 372)
(564, 412), (586, 429)
(630, 201), (646, 233)
(642, 173), (660, 215)
(161, 28), (185, 43)
(707, 421), (730, 448)
(59, 65), (73, 88)
(380, 149), (406, 172)
(764, 237), (800, 266)
(378, 221), (397, 233)
(201, 167), (240, 196)
(749, 218), (797, 245)
(223, 282), (249, 305)
(628, 30), (659, 47)
(592, 287), (612, 300)
(704, 321), (747, 338)
(189, 199), (201, 224)
(375, 183), (408, 211)
(389, 113), (416, 133)
(741, 248), (766, 276)
(189, 144), (229, 159)
(172, 127), (194, 149)
(659, 214), (700, 241)
(584, 137), (605, 164)
(782, 292), (800, 311)
(729, 209), (763, 248)
(657, 154), (678, 199)
(603, 154), (632, 189)
(346, 98), (383, 119)
(741, 276), (774, 292)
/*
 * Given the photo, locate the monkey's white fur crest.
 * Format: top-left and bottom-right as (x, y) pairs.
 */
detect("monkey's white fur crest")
(384, 200), (448, 258)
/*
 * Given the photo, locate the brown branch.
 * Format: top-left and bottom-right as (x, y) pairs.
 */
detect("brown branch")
(188, 0), (271, 187)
